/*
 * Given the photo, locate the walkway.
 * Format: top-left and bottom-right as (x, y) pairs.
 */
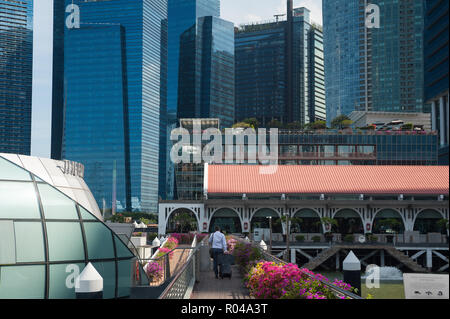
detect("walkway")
(190, 265), (253, 299)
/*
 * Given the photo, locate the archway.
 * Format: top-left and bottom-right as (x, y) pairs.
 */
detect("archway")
(209, 208), (242, 234)
(333, 209), (364, 235)
(373, 209), (405, 234)
(250, 208), (282, 233)
(414, 210), (445, 234)
(293, 209), (322, 233)
(166, 208), (199, 233)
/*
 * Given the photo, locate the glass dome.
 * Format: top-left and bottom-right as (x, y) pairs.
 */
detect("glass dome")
(0, 156), (148, 299)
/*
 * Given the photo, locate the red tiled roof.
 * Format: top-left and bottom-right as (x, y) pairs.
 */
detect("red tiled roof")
(206, 165), (449, 195)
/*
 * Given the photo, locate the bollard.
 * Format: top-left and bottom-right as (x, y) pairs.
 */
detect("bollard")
(75, 262), (103, 299)
(343, 251), (361, 296)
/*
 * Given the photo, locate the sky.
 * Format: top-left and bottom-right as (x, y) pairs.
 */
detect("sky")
(30, 0), (323, 158)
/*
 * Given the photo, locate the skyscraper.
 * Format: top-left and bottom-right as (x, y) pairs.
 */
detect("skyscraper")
(235, 6), (325, 127)
(177, 16), (235, 128)
(323, 0), (425, 123)
(424, 0), (449, 164)
(167, 0), (220, 122)
(54, 0), (168, 212)
(0, 0), (33, 155)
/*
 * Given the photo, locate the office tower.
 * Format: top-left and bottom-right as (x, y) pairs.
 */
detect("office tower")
(323, 0), (425, 123)
(235, 6), (325, 127)
(177, 16), (235, 128)
(0, 0), (33, 154)
(167, 0), (220, 121)
(54, 0), (167, 212)
(425, 0), (449, 164)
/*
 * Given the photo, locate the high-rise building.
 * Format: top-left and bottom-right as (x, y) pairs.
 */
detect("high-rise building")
(53, 0), (168, 212)
(425, 0), (449, 165)
(235, 6), (325, 127)
(177, 16), (235, 128)
(0, 0), (33, 155)
(167, 0), (220, 121)
(323, 0), (425, 124)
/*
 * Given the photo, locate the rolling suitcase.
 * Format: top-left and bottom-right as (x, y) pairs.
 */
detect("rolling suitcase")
(219, 253), (234, 280)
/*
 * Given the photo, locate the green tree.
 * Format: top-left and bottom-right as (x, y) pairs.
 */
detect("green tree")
(331, 115), (353, 129)
(232, 122), (252, 129)
(285, 122), (303, 130)
(267, 119), (283, 129)
(306, 120), (327, 130)
(242, 118), (260, 129)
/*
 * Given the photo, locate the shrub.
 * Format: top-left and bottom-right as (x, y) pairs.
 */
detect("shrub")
(144, 262), (163, 281)
(233, 242), (263, 275)
(367, 235), (378, 242)
(343, 234), (354, 243)
(311, 236), (321, 243)
(296, 235), (305, 242)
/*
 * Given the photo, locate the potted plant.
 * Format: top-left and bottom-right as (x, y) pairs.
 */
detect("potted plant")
(437, 219), (449, 242)
(296, 235), (305, 243)
(144, 262), (163, 283)
(311, 235), (321, 243)
(343, 234), (354, 243)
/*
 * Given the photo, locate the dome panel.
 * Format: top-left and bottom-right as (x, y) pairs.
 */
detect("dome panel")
(46, 222), (85, 262)
(84, 222), (115, 259)
(0, 265), (45, 299)
(0, 157), (31, 181)
(49, 263), (85, 299)
(38, 184), (79, 220)
(0, 182), (41, 219)
(14, 222), (45, 263)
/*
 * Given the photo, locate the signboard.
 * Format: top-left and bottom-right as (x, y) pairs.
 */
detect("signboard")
(403, 273), (449, 299)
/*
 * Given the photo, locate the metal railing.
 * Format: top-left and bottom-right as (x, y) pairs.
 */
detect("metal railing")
(237, 237), (363, 299)
(158, 236), (206, 299)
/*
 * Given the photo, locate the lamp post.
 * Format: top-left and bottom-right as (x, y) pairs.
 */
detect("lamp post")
(284, 212), (290, 262)
(267, 216), (273, 254)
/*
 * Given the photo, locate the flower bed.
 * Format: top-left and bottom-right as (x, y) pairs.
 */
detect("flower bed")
(154, 236), (179, 259)
(232, 240), (355, 299)
(144, 262), (163, 282)
(168, 233), (209, 245)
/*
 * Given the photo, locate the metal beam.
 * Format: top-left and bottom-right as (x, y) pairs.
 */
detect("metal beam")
(432, 250), (449, 262)
(410, 250), (426, 260)
(296, 249), (314, 260)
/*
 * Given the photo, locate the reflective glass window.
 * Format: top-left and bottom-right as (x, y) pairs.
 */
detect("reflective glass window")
(46, 222), (85, 262)
(84, 223), (115, 259)
(114, 236), (134, 258)
(92, 261), (116, 299)
(0, 220), (16, 264)
(0, 265), (45, 299)
(14, 222), (45, 263)
(117, 258), (135, 297)
(49, 263), (85, 299)
(79, 206), (97, 220)
(0, 158), (31, 181)
(38, 184), (79, 220)
(0, 182), (40, 219)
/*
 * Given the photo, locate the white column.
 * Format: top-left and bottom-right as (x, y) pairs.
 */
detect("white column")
(439, 96), (446, 146)
(431, 100), (437, 131)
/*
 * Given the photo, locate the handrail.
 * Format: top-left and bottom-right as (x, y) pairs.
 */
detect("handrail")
(158, 235), (208, 299)
(236, 237), (363, 299)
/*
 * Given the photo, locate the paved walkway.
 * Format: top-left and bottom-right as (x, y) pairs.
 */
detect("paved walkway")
(190, 265), (253, 299)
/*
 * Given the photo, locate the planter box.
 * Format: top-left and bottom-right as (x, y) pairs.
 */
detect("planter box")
(131, 236), (146, 247)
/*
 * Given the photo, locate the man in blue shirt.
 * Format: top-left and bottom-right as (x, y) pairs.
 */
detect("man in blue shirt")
(209, 226), (228, 279)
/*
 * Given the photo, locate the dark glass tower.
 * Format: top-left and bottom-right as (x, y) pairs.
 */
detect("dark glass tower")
(177, 16), (235, 128)
(0, 0), (33, 155)
(55, 0), (168, 213)
(167, 0), (220, 121)
(235, 6), (324, 127)
(323, 0), (425, 123)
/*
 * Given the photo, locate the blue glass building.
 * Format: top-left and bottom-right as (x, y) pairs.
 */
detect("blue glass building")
(0, 0), (33, 155)
(235, 7), (325, 127)
(323, 0), (425, 124)
(177, 16), (235, 128)
(424, 0), (449, 165)
(59, 0), (168, 213)
(167, 0), (220, 121)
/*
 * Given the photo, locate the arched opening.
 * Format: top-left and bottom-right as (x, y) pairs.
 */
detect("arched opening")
(250, 208), (282, 233)
(414, 210), (445, 234)
(209, 208), (242, 234)
(333, 209), (364, 235)
(293, 209), (322, 233)
(166, 208), (198, 233)
(373, 209), (405, 234)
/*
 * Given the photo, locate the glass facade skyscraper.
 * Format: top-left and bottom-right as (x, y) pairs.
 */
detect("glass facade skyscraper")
(235, 7), (325, 127)
(177, 16), (235, 128)
(424, 0), (449, 165)
(56, 0), (168, 213)
(167, 0), (220, 121)
(323, 0), (425, 123)
(0, 0), (33, 155)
